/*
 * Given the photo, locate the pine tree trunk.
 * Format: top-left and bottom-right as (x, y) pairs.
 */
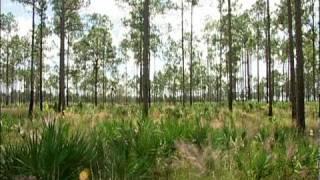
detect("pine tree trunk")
(11, 61), (14, 104)
(0, 0), (2, 115)
(39, 9), (44, 111)
(267, 0), (272, 116)
(66, 35), (70, 107)
(58, 0), (66, 112)
(181, 0), (185, 106)
(5, 46), (9, 106)
(139, 32), (143, 104)
(189, 2), (193, 106)
(94, 58), (98, 106)
(311, 0), (316, 101)
(28, 0), (35, 117)
(227, 0), (233, 111)
(257, 25), (260, 102)
(294, 0), (305, 131)
(247, 50), (251, 100)
(219, 3), (223, 102)
(142, 0), (150, 117)
(318, 0), (320, 118)
(288, 0), (296, 119)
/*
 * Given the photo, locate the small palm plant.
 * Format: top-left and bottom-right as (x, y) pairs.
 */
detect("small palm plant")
(1, 121), (96, 179)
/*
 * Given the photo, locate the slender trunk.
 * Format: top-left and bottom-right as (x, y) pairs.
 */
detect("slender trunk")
(257, 28), (260, 102)
(267, 0), (272, 116)
(264, 4), (269, 103)
(311, 0), (316, 101)
(58, 0), (66, 112)
(66, 35), (70, 106)
(189, 2), (193, 106)
(39, 10), (44, 111)
(227, 0), (233, 111)
(142, 0), (150, 117)
(219, 4), (222, 102)
(11, 60), (14, 104)
(125, 62), (128, 104)
(318, 0), (320, 118)
(247, 49), (251, 100)
(181, 0), (185, 106)
(139, 31), (143, 104)
(28, 0), (35, 117)
(288, 0), (296, 119)
(94, 58), (98, 106)
(0, 0), (2, 116)
(282, 61), (285, 101)
(102, 33), (106, 104)
(5, 45), (9, 106)
(294, 0), (305, 131)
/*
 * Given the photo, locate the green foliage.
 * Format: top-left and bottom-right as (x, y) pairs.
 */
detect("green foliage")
(1, 103), (318, 179)
(1, 121), (96, 179)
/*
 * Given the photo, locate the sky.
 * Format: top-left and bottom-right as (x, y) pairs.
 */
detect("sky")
(2, 0), (293, 92)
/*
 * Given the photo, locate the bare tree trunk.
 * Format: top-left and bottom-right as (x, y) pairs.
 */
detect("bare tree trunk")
(294, 0), (305, 131)
(139, 32), (143, 104)
(0, 0), (2, 116)
(66, 35), (70, 107)
(28, 0), (35, 117)
(39, 8), (44, 111)
(58, 0), (66, 112)
(11, 60), (14, 104)
(102, 33), (106, 105)
(5, 44), (9, 106)
(142, 0), (150, 117)
(257, 24), (260, 102)
(247, 49), (251, 100)
(288, 0), (296, 119)
(94, 58), (98, 106)
(219, 3), (223, 102)
(181, 0), (185, 106)
(311, 0), (316, 101)
(318, 0), (320, 118)
(267, 0), (272, 116)
(227, 0), (233, 111)
(189, 1), (193, 106)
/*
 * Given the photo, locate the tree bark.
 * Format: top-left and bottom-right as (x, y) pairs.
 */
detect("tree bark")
(189, 1), (193, 106)
(181, 0), (185, 106)
(267, 0), (272, 116)
(247, 49), (251, 100)
(28, 0), (35, 117)
(227, 0), (233, 111)
(94, 58), (98, 106)
(10, 59), (14, 104)
(257, 27), (260, 102)
(66, 35), (70, 107)
(318, 0), (320, 118)
(288, 0), (296, 119)
(219, 2), (223, 102)
(142, 0), (150, 117)
(311, 0), (316, 101)
(39, 8), (44, 111)
(294, 0), (305, 131)
(58, 0), (66, 112)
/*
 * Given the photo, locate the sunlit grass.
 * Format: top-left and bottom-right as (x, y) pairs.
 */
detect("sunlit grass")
(1, 102), (318, 179)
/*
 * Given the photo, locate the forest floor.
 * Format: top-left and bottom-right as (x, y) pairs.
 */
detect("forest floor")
(1, 102), (319, 179)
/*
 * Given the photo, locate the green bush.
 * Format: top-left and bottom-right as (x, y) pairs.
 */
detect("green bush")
(1, 121), (96, 179)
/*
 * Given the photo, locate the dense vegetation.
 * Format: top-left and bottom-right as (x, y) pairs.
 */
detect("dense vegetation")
(1, 103), (318, 179)
(0, 0), (319, 179)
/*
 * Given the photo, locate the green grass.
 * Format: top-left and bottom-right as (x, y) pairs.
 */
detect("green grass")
(0, 102), (318, 179)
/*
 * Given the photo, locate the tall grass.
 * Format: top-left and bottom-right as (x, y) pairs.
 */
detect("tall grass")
(1, 103), (318, 179)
